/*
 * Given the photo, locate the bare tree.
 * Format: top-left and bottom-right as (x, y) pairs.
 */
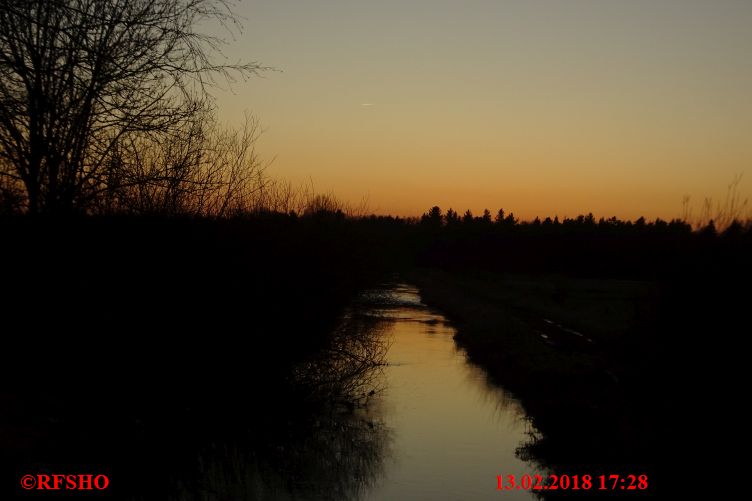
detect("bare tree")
(97, 111), (268, 216)
(0, 0), (262, 214)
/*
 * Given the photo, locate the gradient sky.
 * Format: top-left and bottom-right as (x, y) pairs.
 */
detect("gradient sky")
(212, 0), (752, 219)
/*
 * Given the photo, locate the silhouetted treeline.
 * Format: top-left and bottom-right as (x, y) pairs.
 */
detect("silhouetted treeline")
(2, 203), (748, 395)
(411, 205), (752, 279)
(3, 205), (748, 364)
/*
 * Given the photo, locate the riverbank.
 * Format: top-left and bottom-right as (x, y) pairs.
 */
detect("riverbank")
(407, 268), (669, 492)
(0, 215), (398, 499)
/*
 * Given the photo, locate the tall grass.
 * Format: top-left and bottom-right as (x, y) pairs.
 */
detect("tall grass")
(681, 174), (751, 231)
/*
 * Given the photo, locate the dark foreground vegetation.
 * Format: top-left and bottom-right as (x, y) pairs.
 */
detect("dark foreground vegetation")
(2, 207), (749, 498)
(0, 212), (403, 500)
(1, 1), (749, 498)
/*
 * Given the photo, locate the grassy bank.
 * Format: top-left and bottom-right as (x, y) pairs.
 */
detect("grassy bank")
(407, 268), (669, 493)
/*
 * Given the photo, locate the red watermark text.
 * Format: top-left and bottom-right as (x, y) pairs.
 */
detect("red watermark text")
(20, 474), (110, 491)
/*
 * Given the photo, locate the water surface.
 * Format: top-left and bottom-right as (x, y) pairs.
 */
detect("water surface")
(355, 283), (540, 500)
(135, 283), (542, 500)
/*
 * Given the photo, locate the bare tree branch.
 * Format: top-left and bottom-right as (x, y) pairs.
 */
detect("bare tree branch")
(0, 0), (265, 214)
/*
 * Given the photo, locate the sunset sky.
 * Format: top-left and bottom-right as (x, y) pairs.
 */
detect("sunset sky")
(214, 0), (752, 220)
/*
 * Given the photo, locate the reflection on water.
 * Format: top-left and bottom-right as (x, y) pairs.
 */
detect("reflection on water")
(154, 306), (393, 501)
(356, 284), (541, 500)
(291, 309), (390, 408)
(140, 283), (540, 500)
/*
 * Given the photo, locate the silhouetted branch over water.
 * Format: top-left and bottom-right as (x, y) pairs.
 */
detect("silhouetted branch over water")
(292, 312), (390, 409)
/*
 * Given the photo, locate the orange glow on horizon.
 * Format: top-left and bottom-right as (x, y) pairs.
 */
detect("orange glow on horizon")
(210, 1), (751, 221)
